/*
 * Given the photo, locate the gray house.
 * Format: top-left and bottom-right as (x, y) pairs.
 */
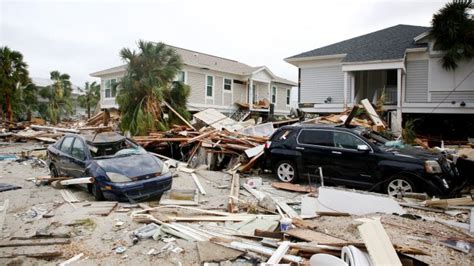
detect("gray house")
(286, 25), (474, 132)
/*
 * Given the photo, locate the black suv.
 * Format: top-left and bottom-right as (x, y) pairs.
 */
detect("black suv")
(264, 124), (464, 196)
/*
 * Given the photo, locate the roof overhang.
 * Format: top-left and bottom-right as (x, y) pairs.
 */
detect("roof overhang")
(406, 47), (428, 53)
(252, 66), (277, 79)
(284, 54), (347, 66)
(90, 65), (126, 77)
(341, 59), (405, 72)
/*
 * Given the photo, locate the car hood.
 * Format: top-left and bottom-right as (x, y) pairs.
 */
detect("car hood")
(386, 146), (441, 161)
(95, 153), (162, 179)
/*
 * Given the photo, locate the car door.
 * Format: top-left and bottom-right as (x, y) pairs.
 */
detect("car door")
(56, 136), (75, 176)
(296, 129), (336, 178)
(69, 137), (88, 178)
(328, 131), (378, 188)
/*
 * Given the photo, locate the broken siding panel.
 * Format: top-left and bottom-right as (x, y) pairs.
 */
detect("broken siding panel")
(431, 91), (474, 103)
(187, 71), (206, 104)
(233, 83), (247, 103)
(300, 66), (344, 104)
(406, 60), (428, 103)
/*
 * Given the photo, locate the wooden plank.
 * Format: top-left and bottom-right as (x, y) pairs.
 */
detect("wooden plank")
(344, 105), (360, 127)
(0, 251), (62, 258)
(59, 253), (84, 266)
(185, 129), (218, 145)
(271, 182), (317, 193)
(60, 177), (92, 186)
(425, 197), (474, 209)
(0, 238), (70, 247)
(470, 208), (474, 233)
(228, 172), (240, 213)
(191, 173), (206, 195)
(357, 218), (401, 266)
(274, 200), (299, 219)
(163, 100), (196, 130)
(254, 229), (284, 239)
(266, 241), (290, 264)
(361, 99), (385, 128)
(286, 228), (346, 244)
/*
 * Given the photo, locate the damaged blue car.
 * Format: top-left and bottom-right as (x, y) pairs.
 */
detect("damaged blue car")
(47, 131), (172, 202)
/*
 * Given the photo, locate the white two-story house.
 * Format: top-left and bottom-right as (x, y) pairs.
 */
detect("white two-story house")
(286, 24), (474, 132)
(91, 44), (296, 115)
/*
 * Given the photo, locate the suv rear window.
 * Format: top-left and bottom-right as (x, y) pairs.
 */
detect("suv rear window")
(298, 130), (333, 147)
(271, 129), (295, 141)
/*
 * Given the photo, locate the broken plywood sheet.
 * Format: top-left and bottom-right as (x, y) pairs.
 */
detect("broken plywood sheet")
(240, 122), (274, 137)
(315, 187), (405, 215)
(361, 99), (385, 128)
(228, 217), (279, 235)
(197, 241), (243, 263)
(160, 189), (199, 206)
(358, 218), (402, 266)
(193, 108), (242, 131)
(244, 144), (264, 158)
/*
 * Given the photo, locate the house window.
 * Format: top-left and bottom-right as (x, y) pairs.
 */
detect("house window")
(175, 71), (185, 83)
(206, 76), (214, 97)
(224, 78), (232, 91)
(271, 86), (277, 103)
(286, 88), (291, 105)
(105, 79), (117, 98)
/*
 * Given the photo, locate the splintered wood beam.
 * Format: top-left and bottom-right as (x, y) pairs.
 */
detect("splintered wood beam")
(163, 100), (196, 130)
(228, 172), (240, 213)
(191, 173), (206, 195)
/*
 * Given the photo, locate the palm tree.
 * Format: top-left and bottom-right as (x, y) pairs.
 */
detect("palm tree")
(116, 40), (183, 135)
(78, 81), (100, 119)
(429, 0), (474, 70)
(39, 71), (73, 124)
(0, 46), (30, 123)
(17, 83), (39, 121)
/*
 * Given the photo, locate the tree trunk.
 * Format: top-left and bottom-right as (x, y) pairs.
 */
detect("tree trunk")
(5, 93), (12, 123)
(87, 104), (91, 119)
(27, 110), (32, 122)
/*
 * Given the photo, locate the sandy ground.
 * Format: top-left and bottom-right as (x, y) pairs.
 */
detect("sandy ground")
(0, 143), (473, 265)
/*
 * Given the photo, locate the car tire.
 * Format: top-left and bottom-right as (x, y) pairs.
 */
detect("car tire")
(385, 176), (416, 198)
(274, 160), (298, 183)
(50, 164), (59, 178)
(91, 183), (105, 201)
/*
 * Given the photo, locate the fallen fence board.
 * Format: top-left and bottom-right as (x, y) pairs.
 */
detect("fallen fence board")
(60, 177), (92, 186)
(191, 173), (206, 195)
(358, 218), (402, 266)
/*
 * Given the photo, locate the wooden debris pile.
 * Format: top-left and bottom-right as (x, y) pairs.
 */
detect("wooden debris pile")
(133, 125), (268, 173)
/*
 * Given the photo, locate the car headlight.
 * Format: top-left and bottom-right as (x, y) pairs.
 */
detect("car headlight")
(106, 172), (132, 183)
(425, 160), (442, 174)
(161, 163), (170, 175)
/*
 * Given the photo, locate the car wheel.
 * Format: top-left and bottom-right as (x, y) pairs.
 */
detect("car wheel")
(275, 160), (298, 183)
(91, 183), (105, 201)
(385, 176), (416, 197)
(50, 164), (59, 178)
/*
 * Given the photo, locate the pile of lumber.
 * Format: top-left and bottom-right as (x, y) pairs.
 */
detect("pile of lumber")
(133, 125), (268, 172)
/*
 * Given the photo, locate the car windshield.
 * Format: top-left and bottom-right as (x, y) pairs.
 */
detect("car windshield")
(89, 139), (147, 159)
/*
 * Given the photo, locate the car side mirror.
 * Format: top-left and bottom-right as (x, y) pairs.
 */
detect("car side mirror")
(357, 144), (370, 152)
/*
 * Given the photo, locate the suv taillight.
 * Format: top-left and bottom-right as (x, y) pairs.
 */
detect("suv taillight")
(265, 141), (272, 149)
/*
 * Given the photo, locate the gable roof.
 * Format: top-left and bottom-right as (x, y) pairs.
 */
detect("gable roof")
(286, 24), (430, 63)
(91, 44), (296, 86)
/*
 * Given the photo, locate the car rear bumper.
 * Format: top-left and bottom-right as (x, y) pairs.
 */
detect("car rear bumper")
(102, 174), (172, 202)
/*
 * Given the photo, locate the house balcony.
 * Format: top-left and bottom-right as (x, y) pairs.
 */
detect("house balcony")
(349, 69), (401, 108)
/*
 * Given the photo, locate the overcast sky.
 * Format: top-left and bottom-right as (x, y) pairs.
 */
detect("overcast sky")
(1, 0), (447, 86)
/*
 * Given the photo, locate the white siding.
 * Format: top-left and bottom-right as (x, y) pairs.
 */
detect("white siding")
(405, 60), (429, 103)
(215, 77), (223, 106)
(300, 65), (344, 104)
(276, 85), (291, 111)
(431, 91), (474, 103)
(187, 71), (205, 104)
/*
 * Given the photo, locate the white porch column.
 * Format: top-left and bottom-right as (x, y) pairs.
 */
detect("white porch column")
(393, 68), (403, 134)
(350, 73), (355, 104)
(249, 78), (254, 110)
(343, 71), (348, 108)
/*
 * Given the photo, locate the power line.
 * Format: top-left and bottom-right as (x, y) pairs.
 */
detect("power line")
(429, 69), (474, 114)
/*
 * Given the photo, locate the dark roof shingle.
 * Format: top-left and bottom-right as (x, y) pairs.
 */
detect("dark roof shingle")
(287, 24), (430, 62)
